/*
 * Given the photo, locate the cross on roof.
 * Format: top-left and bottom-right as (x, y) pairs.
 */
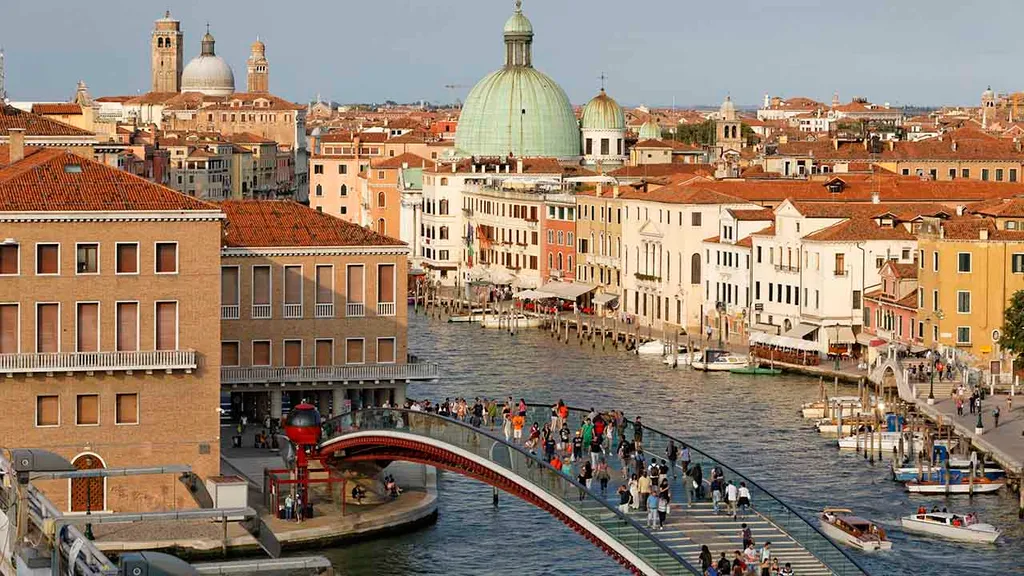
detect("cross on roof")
(599, 72), (607, 91)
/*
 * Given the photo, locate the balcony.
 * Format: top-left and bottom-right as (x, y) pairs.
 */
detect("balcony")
(315, 303), (334, 318)
(378, 302), (396, 316)
(252, 304), (271, 319)
(283, 303), (303, 319)
(0, 350), (198, 376)
(834, 270), (848, 277)
(221, 305), (240, 320)
(774, 265), (800, 274)
(346, 302), (365, 317)
(462, 207), (474, 216)
(221, 362), (439, 385)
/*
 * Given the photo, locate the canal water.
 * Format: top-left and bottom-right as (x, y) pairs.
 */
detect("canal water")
(324, 313), (1021, 575)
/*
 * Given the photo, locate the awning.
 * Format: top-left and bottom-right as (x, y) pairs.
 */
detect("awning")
(826, 325), (856, 344)
(783, 322), (819, 340)
(593, 292), (619, 306)
(909, 344), (929, 355)
(749, 331), (820, 352)
(538, 281), (597, 301)
(750, 322), (781, 336)
(514, 289), (555, 300)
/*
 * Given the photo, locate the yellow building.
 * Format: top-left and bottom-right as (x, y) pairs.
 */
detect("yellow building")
(575, 184), (624, 309)
(917, 216), (1024, 371)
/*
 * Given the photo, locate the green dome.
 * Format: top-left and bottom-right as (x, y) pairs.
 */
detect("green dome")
(581, 89), (625, 131)
(638, 118), (662, 141)
(504, 11), (533, 34)
(456, 67), (580, 158)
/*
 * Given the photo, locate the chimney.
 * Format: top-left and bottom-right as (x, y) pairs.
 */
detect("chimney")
(596, 183), (604, 197)
(832, 137), (838, 151)
(8, 128), (25, 164)
(516, 158), (524, 174)
(980, 228), (989, 241)
(888, 140), (895, 151)
(613, 185), (621, 198)
(871, 191), (880, 204)
(951, 141), (957, 152)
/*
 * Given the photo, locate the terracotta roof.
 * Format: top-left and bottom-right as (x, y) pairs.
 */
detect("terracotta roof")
(94, 96), (133, 103)
(0, 105), (94, 137)
(703, 235), (721, 243)
(788, 201), (950, 220)
(0, 149), (216, 212)
(886, 262), (919, 279)
(31, 103), (83, 116)
(936, 217), (1024, 241)
(220, 200), (404, 247)
(386, 131), (427, 144)
(750, 224), (776, 237)
(619, 184), (749, 206)
(727, 208), (774, 221)
(968, 197), (1024, 218)
(608, 163), (714, 179)
(775, 126), (1023, 161)
(633, 139), (672, 148)
(735, 235), (754, 247)
(372, 152), (431, 169)
(0, 145), (44, 168)
(228, 132), (276, 145)
(802, 218), (915, 242)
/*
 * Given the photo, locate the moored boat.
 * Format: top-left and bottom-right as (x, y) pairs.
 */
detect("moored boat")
(905, 477), (1004, 494)
(448, 308), (495, 323)
(891, 462), (1005, 482)
(729, 366), (782, 375)
(900, 511), (1000, 544)
(818, 508), (893, 551)
(837, 431), (956, 452)
(691, 350), (749, 371)
(479, 314), (544, 329)
(801, 396), (865, 419)
(662, 351), (701, 366)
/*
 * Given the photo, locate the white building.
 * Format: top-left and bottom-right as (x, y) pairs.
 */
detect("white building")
(701, 208), (774, 340)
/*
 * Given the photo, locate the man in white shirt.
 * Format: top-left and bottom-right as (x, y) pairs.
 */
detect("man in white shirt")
(738, 482), (752, 517)
(725, 480), (739, 519)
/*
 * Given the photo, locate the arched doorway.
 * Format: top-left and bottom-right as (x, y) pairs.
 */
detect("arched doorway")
(70, 453), (105, 512)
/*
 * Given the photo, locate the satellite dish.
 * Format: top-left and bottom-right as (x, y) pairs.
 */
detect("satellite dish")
(276, 436), (296, 470)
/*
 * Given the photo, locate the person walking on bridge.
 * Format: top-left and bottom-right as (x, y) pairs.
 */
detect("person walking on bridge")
(502, 411), (513, 443)
(633, 416), (644, 453)
(666, 440), (679, 479)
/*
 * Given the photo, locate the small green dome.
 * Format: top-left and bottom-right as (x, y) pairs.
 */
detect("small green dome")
(455, 67), (580, 158)
(504, 11), (533, 35)
(638, 118), (662, 141)
(582, 89), (625, 131)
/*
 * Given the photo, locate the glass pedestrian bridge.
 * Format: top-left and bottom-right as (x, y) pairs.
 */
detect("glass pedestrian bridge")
(319, 406), (869, 576)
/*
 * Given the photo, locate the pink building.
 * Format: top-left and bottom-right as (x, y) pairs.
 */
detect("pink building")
(864, 261), (919, 347)
(541, 196), (576, 282)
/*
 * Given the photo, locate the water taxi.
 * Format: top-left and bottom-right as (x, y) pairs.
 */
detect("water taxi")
(905, 477), (1004, 494)
(636, 339), (689, 356)
(900, 511), (1000, 544)
(662, 351), (701, 367)
(818, 508), (892, 551)
(891, 462), (1005, 482)
(837, 431), (956, 452)
(691, 350), (749, 371)
(479, 314), (544, 329)
(448, 307), (495, 323)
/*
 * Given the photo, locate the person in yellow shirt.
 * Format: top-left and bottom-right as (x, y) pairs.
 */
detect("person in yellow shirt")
(512, 414), (525, 443)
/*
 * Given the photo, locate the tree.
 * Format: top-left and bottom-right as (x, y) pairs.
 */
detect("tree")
(1000, 290), (1024, 369)
(673, 119), (716, 147)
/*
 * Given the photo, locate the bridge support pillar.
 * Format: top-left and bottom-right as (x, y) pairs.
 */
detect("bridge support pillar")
(492, 486), (499, 507)
(270, 390), (283, 421)
(332, 388), (346, 417)
(393, 384), (407, 408)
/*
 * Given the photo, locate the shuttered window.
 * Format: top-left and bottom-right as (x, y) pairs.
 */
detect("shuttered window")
(76, 394), (99, 425)
(284, 340), (302, 367)
(36, 395), (59, 426)
(76, 303), (99, 353)
(115, 393), (138, 424)
(37, 244), (59, 275)
(284, 266), (302, 305)
(377, 264), (395, 304)
(116, 243), (138, 274)
(315, 265), (333, 304)
(345, 339), (364, 364)
(156, 243), (177, 273)
(0, 245), (20, 275)
(155, 302), (177, 351)
(221, 342), (239, 366)
(221, 267), (239, 305)
(36, 303), (59, 353)
(315, 339), (333, 366)
(0, 304), (17, 354)
(252, 266), (271, 305)
(116, 302), (138, 352)
(346, 265), (364, 304)
(252, 341), (271, 366)
(377, 337), (396, 363)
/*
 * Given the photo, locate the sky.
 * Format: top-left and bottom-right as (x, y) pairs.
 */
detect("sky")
(0, 0), (1016, 108)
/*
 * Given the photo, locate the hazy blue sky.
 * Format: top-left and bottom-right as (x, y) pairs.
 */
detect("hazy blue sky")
(0, 0), (1013, 107)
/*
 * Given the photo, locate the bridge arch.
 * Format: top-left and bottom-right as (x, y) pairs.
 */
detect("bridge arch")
(319, 415), (693, 575)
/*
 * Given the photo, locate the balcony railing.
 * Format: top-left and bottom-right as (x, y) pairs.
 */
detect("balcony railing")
(834, 270), (848, 277)
(0, 350), (198, 376)
(221, 362), (439, 385)
(221, 305), (240, 320)
(315, 303), (334, 318)
(346, 302), (365, 317)
(252, 304), (271, 319)
(283, 303), (303, 319)
(774, 265), (800, 273)
(378, 302), (396, 316)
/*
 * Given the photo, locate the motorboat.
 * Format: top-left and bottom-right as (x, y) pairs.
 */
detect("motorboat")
(900, 511), (1000, 544)
(814, 418), (873, 436)
(818, 508), (893, 551)
(636, 339), (689, 356)
(729, 366), (782, 376)
(801, 396), (867, 419)
(448, 308), (495, 323)
(479, 314), (544, 329)
(662, 351), (701, 367)
(837, 431), (956, 452)
(905, 477), (1004, 494)
(892, 462), (1005, 482)
(691, 350), (750, 371)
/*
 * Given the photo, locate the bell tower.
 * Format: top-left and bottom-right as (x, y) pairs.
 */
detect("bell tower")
(247, 38), (270, 93)
(151, 11), (183, 93)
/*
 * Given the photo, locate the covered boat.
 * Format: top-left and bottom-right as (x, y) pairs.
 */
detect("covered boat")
(818, 508), (893, 551)
(900, 511), (1000, 543)
(691, 350), (749, 371)
(905, 477), (1004, 494)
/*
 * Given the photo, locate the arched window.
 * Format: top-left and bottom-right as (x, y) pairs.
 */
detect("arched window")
(377, 191), (386, 208)
(691, 253), (701, 285)
(340, 184), (348, 196)
(315, 184), (323, 197)
(439, 226), (449, 240)
(439, 199), (449, 215)
(548, 254), (553, 269)
(732, 125), (738, 139)
(157, 37), (164, 48)
(557, 252), (564, 271)
(377, 219), (386, 234)
(568, 255), (573, 271)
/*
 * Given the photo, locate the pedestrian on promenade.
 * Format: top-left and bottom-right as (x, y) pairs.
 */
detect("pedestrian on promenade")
(596, 457), (611, 494)
(558, 421), (570, 453)
(502, 411), (513, 442)
(700, 545), (713, 573)
(572, 430), (584, 462)
(956, 396), (964, 417)
(711, 476), (723, 514)
(590, 433), (603, 467)
(646, 490), (660, 529)
(993, 406), (1001, 428)
(666, 440), (679, 478)
(657, 488), (670, 529)
(634, 416), (644, 453)
(758, 542), (772, 576)
(512, 413), (525, 443)
(969, 390), (977, 414)
(741, 523), (754, 549)
(617, 483), (632, 514)
(717, 552), (731, 575)
(628, 473), (640, 511)
(638, 470), (651, 511)
(681, 443), (692, 477)
(726, 480), (739, 519)
(737, 482), (752, 517)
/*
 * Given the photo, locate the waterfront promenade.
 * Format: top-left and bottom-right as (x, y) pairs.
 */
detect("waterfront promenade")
(917, 393), (1024, 479)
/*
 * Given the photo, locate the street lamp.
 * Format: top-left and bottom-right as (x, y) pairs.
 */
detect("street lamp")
(928, 348), (936, 405)
(716, 301), (725, 349)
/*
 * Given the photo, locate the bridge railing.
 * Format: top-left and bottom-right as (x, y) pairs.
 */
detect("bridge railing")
(557, 406), (868, 576)
(322, 408), (698, 576)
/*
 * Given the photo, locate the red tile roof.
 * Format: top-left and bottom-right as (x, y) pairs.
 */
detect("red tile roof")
(633, 139), (672, 148)
(802, 219), (915, 242)
(727, 208), (774, 221)
(968, 197), (1024, 218)
(0, 145), (44, 168)
(885, 262), (919, 279)
(0, 105), (94, 137)
(0, 149), (216, 212)
(608, 163), (714, 179)
(619, 184), (748, 205)
(936, 217), (1024, 241)
(372, 152), (431, 169)
(788, 201), (950, 220)
(220, 200), (404, 247)
(31, 103), (83, 116)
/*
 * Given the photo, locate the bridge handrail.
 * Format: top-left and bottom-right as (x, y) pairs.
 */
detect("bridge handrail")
(558, 404), (869, 576)
(322, 408), (699, 575)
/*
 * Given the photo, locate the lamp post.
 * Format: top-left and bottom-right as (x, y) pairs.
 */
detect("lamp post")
(975, 401), (984, 435)
(716, 301), (725, 349)
(928, 349), (936, 405)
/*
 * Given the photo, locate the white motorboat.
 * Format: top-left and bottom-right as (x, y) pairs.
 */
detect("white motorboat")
(448, 308), (494, 323)
(636, 339), (689, 355)
(814, 419), (868, 436)
(479, 314), (544, 329)
(662, 351), (701, 366)
(891, 462), (1005, 482)
(900, 511), (1000, 544)
(801, 396), (866, 419)
(818, 508), (893, 551)
(905, 478), (1004, 494)
(837, 431), (956, 452)
(691, 350), (749, 371)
